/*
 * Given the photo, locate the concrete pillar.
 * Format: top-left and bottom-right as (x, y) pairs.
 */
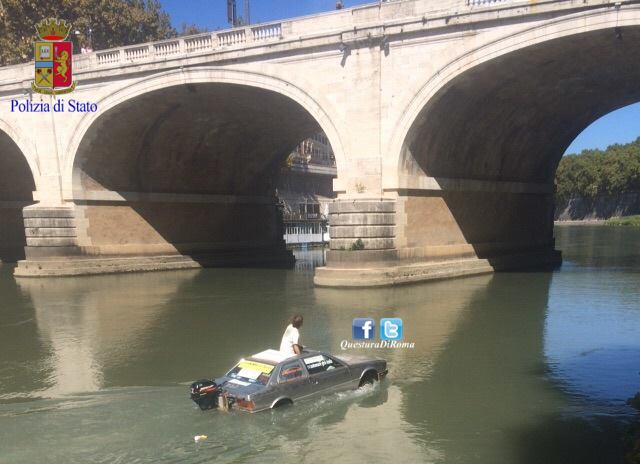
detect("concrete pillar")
(14, 205), (81, 276)
(22, 205), (80, 258)
(325, 198), (397, 265)
(314, 193), (561, 287)
(14, 200), (296, 277)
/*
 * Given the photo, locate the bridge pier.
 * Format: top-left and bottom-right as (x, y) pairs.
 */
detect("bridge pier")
(14, 201), (294, 277)
(314, 194), (561, 287)
(21, 205), (81, 259)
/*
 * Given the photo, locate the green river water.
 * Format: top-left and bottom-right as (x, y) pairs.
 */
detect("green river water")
(0, 225), (639, 463)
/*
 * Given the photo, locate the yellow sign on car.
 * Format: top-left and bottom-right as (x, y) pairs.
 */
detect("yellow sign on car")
(238, 360), (274, 374)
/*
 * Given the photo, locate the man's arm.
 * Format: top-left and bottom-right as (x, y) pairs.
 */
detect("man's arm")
(292, 329), (302, 354)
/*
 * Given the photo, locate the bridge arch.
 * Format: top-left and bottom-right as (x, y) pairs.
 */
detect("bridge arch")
(390, 5), (640, 184)
(63, 67), (345, 195)
(0, 121), (37, 261)
(0, 119), (40, 191)
(64, 67), (344, 263)
(385, 5), (640, 265)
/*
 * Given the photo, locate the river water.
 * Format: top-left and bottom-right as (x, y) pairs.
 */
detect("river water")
(1, 225), (639, 463)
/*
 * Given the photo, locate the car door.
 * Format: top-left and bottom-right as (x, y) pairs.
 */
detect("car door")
(303, 354), (352, 394)
(275, 359), (314, 402)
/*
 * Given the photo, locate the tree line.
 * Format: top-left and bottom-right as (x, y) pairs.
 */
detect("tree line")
(0, 0), (205, 66)
(555, 137), (640, 201)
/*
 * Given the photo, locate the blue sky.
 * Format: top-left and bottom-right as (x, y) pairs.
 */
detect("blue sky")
(563, 103), (640, 155)
(160, 1), (640, 155)
(161, 0), (373, 30)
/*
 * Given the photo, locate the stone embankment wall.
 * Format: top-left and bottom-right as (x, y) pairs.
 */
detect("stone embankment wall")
(555, 192), (640, 220)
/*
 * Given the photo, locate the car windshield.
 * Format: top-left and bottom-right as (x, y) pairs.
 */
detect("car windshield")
(226, 359), (275, 386)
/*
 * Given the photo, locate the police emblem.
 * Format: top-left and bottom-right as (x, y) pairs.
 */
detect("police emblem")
(32, 19), (77, 95)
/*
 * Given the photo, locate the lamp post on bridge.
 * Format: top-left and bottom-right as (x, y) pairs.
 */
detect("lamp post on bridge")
(227, 0), (250, 27)
(74, 27), (93, 54)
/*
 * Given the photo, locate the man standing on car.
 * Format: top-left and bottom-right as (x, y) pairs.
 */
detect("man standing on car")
(280, 314), (303, 356)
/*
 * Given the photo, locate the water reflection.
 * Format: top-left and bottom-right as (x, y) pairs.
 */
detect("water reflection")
(0, 227), (639, 463)
(555, 225), (640, 269)
(308, 277), (496, 462)
(314, 275), (493, 382)
(0, 264), (48, 400)
(273, 385), (440, 464)
(404, 272), (562, 463)
(547, 226), (640, 406)
(15, 271), (200, 397)
(293, 248), (326, 271)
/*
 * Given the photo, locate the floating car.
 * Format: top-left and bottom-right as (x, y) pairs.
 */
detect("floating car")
(190, 349), (387, 413)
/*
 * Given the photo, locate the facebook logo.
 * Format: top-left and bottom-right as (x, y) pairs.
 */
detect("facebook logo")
(352, 318), (375, 340)
(380, 318), (403, 341)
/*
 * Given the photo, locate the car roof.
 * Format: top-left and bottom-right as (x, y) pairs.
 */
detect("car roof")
(244, 349), (332, 368)
(249, 349), (290, 365)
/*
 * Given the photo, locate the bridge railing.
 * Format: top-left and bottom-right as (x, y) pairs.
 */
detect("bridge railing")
(69, 1), (523, 72)
(0, 0), (571, 84)
(466, 0), (512, 6)
(71, 21), (285, 71)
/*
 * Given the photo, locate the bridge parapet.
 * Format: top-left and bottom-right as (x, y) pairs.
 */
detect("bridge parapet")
(78, 25), (276, 70)
(87, 22), (283, 69)
(466, 0), (512, 7)
(0, 0), (621, 91)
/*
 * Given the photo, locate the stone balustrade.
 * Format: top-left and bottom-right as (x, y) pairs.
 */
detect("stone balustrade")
(466, 0), (511, 6)
(85, 23), (279, 70)
(218, 29), (246, 47)
(252, 23), (282, 41)
(0, 0), (590, 87)
(154, 40), (180, 57)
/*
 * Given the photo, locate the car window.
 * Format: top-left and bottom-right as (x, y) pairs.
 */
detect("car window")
(303, 354), (342, 375)
(279, 360), (305, 383)
(227, 359), (275, 386)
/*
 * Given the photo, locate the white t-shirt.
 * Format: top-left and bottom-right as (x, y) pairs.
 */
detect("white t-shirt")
(279, 324), (300, 356)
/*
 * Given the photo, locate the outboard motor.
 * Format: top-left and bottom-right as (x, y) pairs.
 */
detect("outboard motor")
(190, 379), (220, 410)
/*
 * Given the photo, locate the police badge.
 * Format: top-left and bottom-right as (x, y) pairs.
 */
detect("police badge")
(32, 19), (77, 95)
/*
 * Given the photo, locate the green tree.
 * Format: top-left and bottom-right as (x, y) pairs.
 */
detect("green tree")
(179, 22), (207, 36)
(0, 0), (176, 66)
(555, 137), (640, 201)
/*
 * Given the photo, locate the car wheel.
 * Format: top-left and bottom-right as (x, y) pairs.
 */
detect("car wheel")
(272, 399), (293, 409)
(358, 371), (378, 388)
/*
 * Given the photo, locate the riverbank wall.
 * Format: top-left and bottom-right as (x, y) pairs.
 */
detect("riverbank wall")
(555, 192), (640, 221)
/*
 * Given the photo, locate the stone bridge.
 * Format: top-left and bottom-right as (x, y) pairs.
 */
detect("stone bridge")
(1, 0), (638, 285)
